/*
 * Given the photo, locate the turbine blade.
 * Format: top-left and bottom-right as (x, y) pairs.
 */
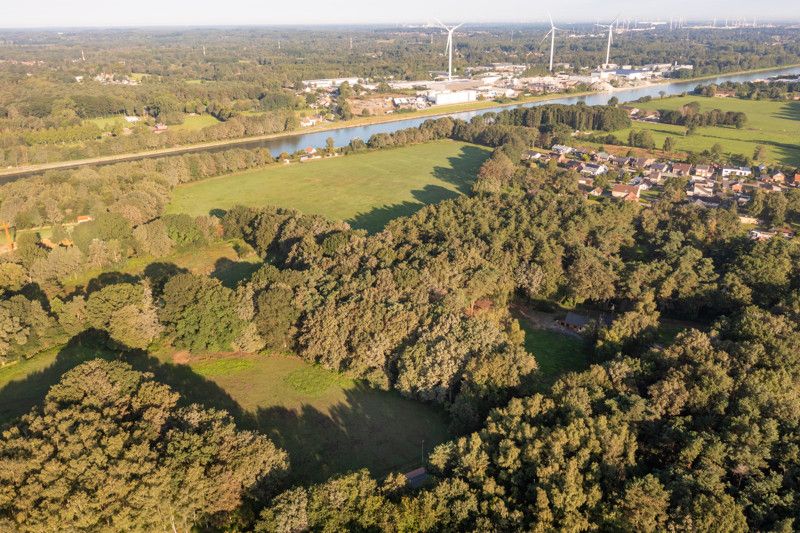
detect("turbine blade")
(548, 11), (554, 28)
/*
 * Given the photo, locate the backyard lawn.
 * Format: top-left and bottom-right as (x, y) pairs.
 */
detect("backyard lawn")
(167, 140), (491, 233)
(613, 96), (800, 164)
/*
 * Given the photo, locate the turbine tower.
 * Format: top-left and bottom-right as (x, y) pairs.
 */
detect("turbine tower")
(540, 13), (562, 73)
(596, 17), (619, 69)
(435, 19), (464, 81)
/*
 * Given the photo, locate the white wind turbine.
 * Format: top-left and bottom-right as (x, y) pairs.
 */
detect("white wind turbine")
(540, 13), (562, 73)
(435, 19), (464, 81)
(596, 17), (619, 69)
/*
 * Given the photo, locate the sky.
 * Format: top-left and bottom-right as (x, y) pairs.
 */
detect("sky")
(2, 0), (797, 28)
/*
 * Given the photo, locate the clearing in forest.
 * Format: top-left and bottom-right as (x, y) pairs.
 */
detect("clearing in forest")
(167, 140), (491, 233)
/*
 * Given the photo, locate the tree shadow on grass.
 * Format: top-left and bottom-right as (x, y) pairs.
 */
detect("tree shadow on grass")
(0, 332), (452, 487)
(431, 144), (491, 195)
(212, 257), (262, 288)
(347, 184), (462, 233)
(774, 101), (800, 122)
(0, 331), (246, 426)
(252, 383), (451, 485)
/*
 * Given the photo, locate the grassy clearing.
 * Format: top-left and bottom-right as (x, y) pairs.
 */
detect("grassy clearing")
(168, 140), (491, 233)
(88, 116), (124, 130)
(171, 114), (221, 131)
(0, 344), (451, 486)
(614, 96), (800, 164)
(61, 240), (260, 291)
(519, 322), (590, 379)
(188, 353), (452, 483)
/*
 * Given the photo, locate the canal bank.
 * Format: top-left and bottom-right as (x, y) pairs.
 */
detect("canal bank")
(2, 65), (799, 183)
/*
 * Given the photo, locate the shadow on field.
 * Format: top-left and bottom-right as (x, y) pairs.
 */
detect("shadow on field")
(347, 144), (488, 232)
(0, 331), (245, 425)
(0, 332), (451, 487)
(775, 101), (800, 122)
(252, 383), (450, 485)
(347, 184), (459, 233)
(432, 145), (490, 195)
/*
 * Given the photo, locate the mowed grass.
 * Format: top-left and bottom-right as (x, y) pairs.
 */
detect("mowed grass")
(520, 323), (590, 379)
(171, 114), (221, 131)
(189, 353), (452, 483)
(615, 96), (800, 164)
(0, 346), (451, 486)
(167, 140), (491, 233)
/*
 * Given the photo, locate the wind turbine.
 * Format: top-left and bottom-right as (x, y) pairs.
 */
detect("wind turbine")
(435, 19), (464, 81)
(540, 13), (562, 73)
(596, 17), (619, 69)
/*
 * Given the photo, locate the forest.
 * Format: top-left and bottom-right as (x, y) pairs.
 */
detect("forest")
(1, 97), (800, 530)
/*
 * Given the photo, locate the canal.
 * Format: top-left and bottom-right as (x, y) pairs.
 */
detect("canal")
(3, 66), (800, 182)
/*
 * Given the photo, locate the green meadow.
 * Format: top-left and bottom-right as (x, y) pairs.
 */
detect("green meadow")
(614, 95), (800, 164)
(167, 140), (491, 233)
(0, 345), (451, 486)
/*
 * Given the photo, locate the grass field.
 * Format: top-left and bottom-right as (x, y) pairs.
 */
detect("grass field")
(613, 96), (800, 164)
(88, 116), (124, 130)
(171, 114), (221, 131)
(0, 343), (451, 485)
(519, 322), (590, 381)
(62, 240), (261, 291)
(168, 140), (491, 233)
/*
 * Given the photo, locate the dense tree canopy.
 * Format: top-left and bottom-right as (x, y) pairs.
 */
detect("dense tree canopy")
(0, 359), (288, 532)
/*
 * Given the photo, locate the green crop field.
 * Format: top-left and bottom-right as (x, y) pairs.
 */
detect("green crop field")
(167, 140), (491, 233)
(613, 96), (800, 164)
(0, 344), (451, 485)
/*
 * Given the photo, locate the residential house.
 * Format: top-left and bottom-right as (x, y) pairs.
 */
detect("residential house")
(610, 156), (630, 167)
(581, 163), (608, 176)
(672, 163), (692, 176)
(594, 151), (612, 162)
(689, 183), (715, 198)
(722, 166), (752, 178)
(794, 173), (800, 186)
(564, 159), (583, 172)
(749, 229), (775, 241)
(694, 164), (714, 178)
(551, 144), (574, 155)
(611, 184), (640, 199)
(651, 162), (669, 173)
(771, 172), (786, 184)
(521, 150), (545, 161)
(647, 170), (664, 185)
(633, 157), (656, 169)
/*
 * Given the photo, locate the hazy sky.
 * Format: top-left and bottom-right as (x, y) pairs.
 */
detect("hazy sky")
(2, 0), (797, 28)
